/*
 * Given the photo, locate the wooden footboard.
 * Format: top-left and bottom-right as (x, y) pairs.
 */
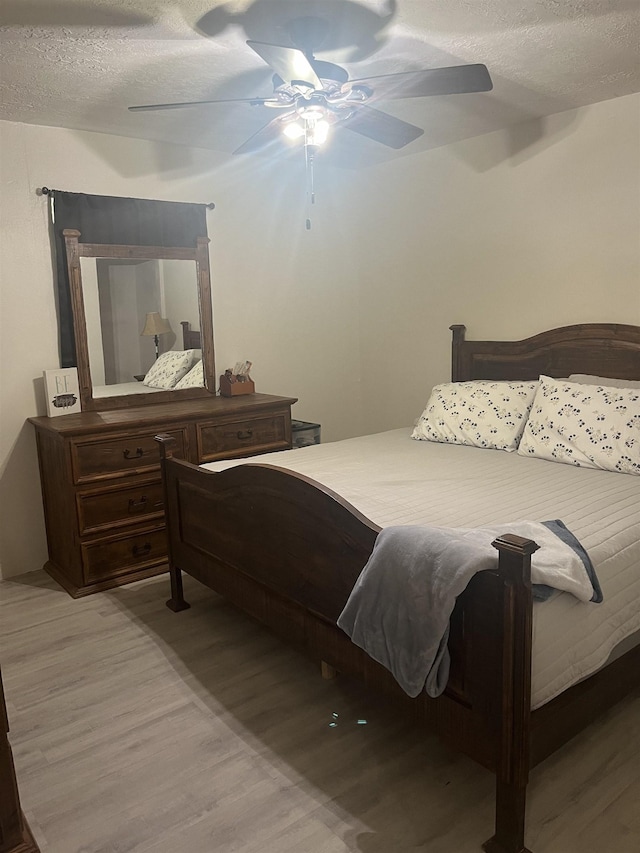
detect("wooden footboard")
(157, 434), (540, 853)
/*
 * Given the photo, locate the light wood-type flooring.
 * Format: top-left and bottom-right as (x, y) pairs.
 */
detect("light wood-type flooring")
(1, 570), (638, 853)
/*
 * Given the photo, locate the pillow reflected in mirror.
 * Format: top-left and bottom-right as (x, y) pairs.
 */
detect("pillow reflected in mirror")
(174, 359), (204, 390)
(143, 349), (196, 389)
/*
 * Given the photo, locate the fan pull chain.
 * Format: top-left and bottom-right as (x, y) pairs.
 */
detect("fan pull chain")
(305, 144), (316, 230)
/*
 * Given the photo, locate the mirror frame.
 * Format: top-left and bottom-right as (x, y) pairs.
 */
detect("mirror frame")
(63, 228), (215, 412)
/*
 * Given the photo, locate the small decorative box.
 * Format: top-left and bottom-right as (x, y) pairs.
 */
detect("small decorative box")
(220, 374), (255, 397)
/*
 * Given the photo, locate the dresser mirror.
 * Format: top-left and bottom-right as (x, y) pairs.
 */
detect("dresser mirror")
(63, 229), (215, 411)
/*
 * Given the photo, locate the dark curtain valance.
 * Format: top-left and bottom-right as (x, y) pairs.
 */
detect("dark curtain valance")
(51, 191), (209, 367)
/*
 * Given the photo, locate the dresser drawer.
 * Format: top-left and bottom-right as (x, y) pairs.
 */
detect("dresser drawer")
(71, 428), (187, 484)
(77, 478), (164, 535)
(198, 413), (290, 461)
(82, 526), (167, 583)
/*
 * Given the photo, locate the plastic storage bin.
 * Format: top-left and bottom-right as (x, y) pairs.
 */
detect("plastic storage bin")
(291, 420), (321, 448)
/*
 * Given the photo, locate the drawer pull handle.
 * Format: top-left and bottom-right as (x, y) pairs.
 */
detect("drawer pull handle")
(133, 542), (152, 557)
(128, 496), (147, 512)
(123, 447), (144, 460)
(236, 429), (253, 440)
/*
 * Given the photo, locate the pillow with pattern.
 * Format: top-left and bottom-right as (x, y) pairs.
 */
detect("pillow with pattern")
(411, 380), (539, 452)
(143, 349), (196, 390)
(517, 375), (640, 475)
(174, 359), (204, 390)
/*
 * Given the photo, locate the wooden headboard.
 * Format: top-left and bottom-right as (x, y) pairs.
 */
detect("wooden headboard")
(451, 323), (640, 382)
(181, 320), (201, 350)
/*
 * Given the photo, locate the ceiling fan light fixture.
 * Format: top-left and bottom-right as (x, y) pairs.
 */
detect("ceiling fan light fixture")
(282, 116), (330, 147)
(298, 104), (324, 121)
(307, 118), (329, 146)
(283, 121), (305, 140)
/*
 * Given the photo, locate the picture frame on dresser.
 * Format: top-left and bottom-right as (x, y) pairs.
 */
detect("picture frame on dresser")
(43, 367), (81, 417)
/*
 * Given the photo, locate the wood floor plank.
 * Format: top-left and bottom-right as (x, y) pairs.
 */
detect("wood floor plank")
(1, 571), (638, 853)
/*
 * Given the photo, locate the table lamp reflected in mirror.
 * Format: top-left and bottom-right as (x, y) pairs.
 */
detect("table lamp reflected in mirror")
(141, 312), (171, 360)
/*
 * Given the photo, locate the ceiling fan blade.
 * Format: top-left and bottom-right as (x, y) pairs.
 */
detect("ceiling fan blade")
(345, 64), (493, 100)
(233, 113), (296, 155)
(128, 96), (278, 113)
(246, 40), (322, 90)
(340, 106), (424, 149)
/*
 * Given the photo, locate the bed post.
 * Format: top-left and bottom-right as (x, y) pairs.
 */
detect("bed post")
(483, 534), (539, 853)
(156, 433), (191, 613)
(449, 324), (466, 382)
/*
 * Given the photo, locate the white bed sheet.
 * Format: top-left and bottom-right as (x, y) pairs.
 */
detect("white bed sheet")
(93, 382), (165, 398)
(202, 429), (640, 709)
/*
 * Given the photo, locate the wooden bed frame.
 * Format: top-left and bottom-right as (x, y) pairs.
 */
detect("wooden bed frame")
(180, 320), (201, 350)
(156, 323), (640, 853)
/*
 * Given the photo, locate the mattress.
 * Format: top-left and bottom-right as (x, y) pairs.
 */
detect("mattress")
(202, 429), (640, 709)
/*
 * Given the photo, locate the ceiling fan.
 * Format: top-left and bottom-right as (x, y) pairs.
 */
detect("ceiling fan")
(130, 16), (492, 151)
(129, 16), (492, 224)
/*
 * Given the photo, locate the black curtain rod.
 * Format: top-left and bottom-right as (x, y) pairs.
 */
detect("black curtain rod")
(38, 187), (215, 209)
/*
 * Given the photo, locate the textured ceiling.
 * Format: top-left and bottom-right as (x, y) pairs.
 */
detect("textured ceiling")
(1, 0), (639, 168)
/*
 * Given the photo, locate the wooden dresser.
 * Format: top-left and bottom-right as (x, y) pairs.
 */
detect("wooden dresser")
(29, 394), (296, 597)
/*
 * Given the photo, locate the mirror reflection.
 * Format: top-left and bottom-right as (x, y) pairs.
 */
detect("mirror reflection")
(80, 256), (202, 398)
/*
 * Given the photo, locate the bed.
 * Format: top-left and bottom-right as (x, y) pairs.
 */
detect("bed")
(156, 323), (640, 853)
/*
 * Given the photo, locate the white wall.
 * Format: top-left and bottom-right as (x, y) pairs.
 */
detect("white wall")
(0, 120), (363, 579)
(354, 94), (640, 432)
(161, 258), (200, 353)
(1, 93), (638, 579)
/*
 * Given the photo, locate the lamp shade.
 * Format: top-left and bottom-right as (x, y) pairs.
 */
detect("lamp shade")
(141, 312), (171, 337)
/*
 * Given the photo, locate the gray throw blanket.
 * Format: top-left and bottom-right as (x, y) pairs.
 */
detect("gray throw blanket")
(337, 520), (600, 698)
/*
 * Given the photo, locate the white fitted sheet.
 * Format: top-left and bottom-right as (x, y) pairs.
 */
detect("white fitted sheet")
(202, 429), (640, 709)
(93, 382), (165, 398)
